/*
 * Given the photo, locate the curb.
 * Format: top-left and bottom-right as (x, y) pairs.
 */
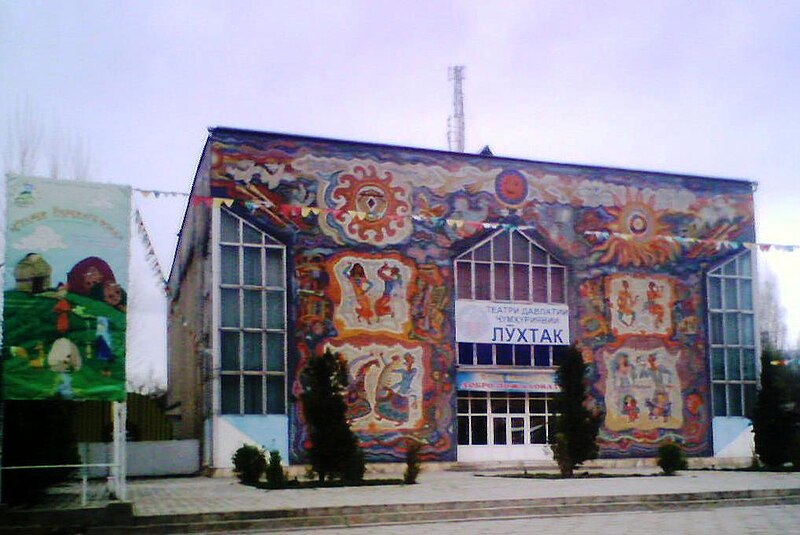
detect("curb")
(94, 488), (800, 533)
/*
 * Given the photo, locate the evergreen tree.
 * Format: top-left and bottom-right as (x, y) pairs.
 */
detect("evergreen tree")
(753, 346), (793, 468)
(300, 349), (364, 483)
(550, 346), (602, 477)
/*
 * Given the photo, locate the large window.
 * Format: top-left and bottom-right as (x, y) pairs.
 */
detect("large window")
(457, 391), (557, 446)
(707, 251), (756, 418)
(456, 230), (567, 367)
(218, 209), (287, 415)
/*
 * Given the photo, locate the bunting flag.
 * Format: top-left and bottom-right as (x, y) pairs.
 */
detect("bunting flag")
(133, 207), (168, 293)
(582, 230), (798, 253)
(182, 193), (800, 253)
(134, 188), (189, 198)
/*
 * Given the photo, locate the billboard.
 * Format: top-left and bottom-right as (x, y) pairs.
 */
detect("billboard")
(3, 175), (131, 401)
(455, 300), (570, 345)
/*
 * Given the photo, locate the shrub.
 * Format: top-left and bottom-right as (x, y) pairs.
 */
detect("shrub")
(753, 346), (794, 468)
(550, 346), (603, 477)
(232, 444), (266, 485)
(403, 442), (423, 484)
(342, 447), (366, 484)
(300, 349), (365, 483)
(657, 441), (687, 476)
(265, 450), (287, 487)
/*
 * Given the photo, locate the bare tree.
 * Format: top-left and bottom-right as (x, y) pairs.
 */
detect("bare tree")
(758, 265), (788, 350)
(69, 134), (92, 181)
(47, 123), (65, 180)
(3, 98), (43, 176)
(4, 101), (91, 180)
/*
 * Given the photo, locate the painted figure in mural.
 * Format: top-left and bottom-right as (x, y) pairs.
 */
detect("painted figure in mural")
(615, 353), (633, 388)
(344, 262), (374, 324)
(346, 356), (380, 421)
(622, 395), (640, 422)
(374, 263), (402, 319)
(53, 282), (72, 334)
(375, 353), (418, 426)
(646, 390), (672, 422)
(647, 353), (674, 386)
(616, 279), (639, 327)
(634, 355), (649, 382)
(411, 266), (447, 339)
(95, 317), (114, 363)
(683, 392), (706, 441)
(102, 282), (127, 312)
(645, 281), (665, 328)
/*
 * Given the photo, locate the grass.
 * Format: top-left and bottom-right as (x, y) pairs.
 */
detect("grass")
(488, 471), (652, 480)
(687, 465), (800, 473)
(254, 478), (405, 490)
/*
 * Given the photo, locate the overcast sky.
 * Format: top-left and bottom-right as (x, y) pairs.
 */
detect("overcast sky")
(3, 1), (800, 383)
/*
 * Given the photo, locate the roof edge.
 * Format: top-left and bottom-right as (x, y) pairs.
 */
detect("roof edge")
(207, 126), (757, 188)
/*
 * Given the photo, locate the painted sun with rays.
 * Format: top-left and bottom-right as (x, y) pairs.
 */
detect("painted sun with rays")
(595, 188), (681, 267)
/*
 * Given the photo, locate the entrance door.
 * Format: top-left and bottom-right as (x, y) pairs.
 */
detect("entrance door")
(457, 391), (556, 462)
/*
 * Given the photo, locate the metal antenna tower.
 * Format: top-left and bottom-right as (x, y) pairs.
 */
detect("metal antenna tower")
(448, 65), (465, 152)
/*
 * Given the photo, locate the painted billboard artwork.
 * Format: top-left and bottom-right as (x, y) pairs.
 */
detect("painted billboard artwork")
(3, 176), (131, 401)
(207, 131), (755, 461)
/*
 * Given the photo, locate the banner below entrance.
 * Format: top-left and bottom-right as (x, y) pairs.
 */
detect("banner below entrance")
(457, 370), (560, 393)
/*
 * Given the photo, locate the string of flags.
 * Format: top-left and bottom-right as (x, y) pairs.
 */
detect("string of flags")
(189, 194), (800, 253)
(130, 189), (800, 295)
(133, 207), (169, 293)
(134, 188), (188, 198)
(582, 230), (798, 254)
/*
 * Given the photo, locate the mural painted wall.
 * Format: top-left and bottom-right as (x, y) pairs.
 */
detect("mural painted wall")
(3, 175), (130, 401)
(204, 130), (754, 461)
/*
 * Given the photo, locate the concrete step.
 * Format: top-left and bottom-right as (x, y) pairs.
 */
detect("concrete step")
(91, 488), (800, 533)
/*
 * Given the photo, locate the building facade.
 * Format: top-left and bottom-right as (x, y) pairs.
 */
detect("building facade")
(168, 127), (758, 470)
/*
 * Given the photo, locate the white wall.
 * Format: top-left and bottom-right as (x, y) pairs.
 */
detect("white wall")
(80, 440), (200, 477)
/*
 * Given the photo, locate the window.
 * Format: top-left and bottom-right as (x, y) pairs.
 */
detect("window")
(218, 209), (287, 415)
(457, 391), (556, 446)
(456, 230), (567, 367)
(707, 251), (756, 418)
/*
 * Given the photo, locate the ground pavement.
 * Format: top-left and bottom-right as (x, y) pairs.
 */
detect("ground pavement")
(127, 468), (800, 517)
(4, 468), (800, 533)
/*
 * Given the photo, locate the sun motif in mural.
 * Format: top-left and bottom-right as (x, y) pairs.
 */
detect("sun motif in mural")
(494, 170), (529, 207)
(594, 189), (681, 267)
(326, 165), (412, 246)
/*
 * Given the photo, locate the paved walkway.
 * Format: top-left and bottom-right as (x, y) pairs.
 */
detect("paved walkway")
(271, 505), (800, 535)
(127, 469), (800, 517)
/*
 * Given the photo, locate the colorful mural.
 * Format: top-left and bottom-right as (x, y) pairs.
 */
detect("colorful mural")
(3, 176), (130, 401)
(206, 130), (756, 462)
(607, 274), (674, 337)
(603, 342), (683, 431)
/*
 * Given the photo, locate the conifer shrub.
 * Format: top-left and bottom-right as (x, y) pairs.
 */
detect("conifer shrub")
(657, 441), (687, 476)
(403, 441), (423, 484)
(753, 346), (794, 469)
(232, 444), (267, 485)
(300, 348), (365, 483)
(550, 345), (603, 478)
(265, 450), (287, 487)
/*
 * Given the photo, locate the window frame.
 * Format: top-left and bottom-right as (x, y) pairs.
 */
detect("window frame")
(216, 208), (288, 416)
(455, 229), (568, 368)
(706, 251), (757, 418)
(457, 391), (557, 446)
